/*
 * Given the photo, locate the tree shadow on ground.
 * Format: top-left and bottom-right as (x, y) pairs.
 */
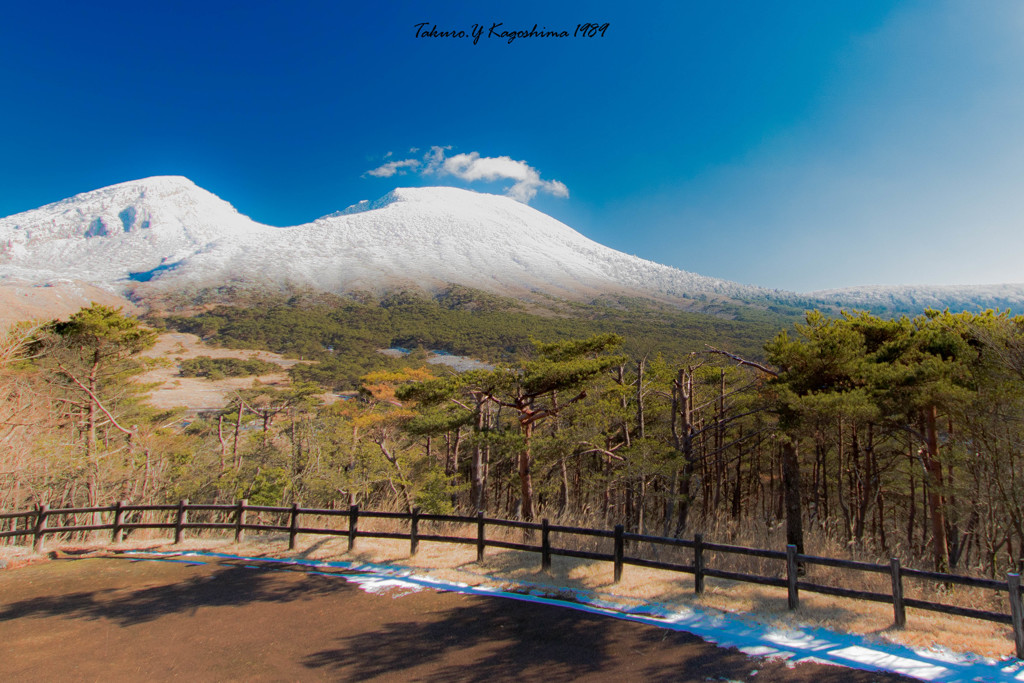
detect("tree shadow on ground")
(304, 595), (671, 681)
(301, 593), (908, 682)
(0, 557), (350, 626)
(0, 557), (915, 682)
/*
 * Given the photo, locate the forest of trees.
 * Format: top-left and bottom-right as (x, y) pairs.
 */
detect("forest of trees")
(178, 356), (282, 379)
(156, 286), (786, 388)
(3, 300), (1024, 580)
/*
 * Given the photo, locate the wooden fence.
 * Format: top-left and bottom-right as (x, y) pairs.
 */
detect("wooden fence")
(2, 500), (1022, 658)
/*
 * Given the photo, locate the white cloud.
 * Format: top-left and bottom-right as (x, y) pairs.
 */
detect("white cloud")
(364, 158), (421, 178)
(440, 152), (569, 202)
(364, 146), (568, 203)
(422, 145), (450, 175)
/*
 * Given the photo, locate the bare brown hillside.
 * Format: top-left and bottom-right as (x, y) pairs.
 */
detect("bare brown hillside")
(0, 281), (140, 327)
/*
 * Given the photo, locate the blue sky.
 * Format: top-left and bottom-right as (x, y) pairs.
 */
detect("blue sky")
(2, 1), (1022, 292)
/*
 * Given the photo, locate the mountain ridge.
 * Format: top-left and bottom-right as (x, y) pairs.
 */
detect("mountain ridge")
(2, 176), (1022, 316)
(0, 177), (774, 304)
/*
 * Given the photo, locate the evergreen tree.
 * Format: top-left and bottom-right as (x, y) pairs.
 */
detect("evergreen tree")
(38, 304), (158, 509)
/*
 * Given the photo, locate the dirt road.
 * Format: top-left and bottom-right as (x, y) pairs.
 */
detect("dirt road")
(0, 556), (914, 682)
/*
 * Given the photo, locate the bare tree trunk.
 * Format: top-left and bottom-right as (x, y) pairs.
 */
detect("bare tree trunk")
(837, 419), (851, 541)
(907, 443), (917, 557)
(560, 457), (570, 515)
(924, 405), (950, 572)
(617, 365), (631, 448)
(86, 358), (99, 461)
(348, 424), (358, 507)
(665, 469), (679, 537)
(87, 357), (100, 529)
(218, 415), (227, 472)
(519, 420), (535, 521)
(636, 358), (645, 439)
(470, 398), (487, 512)
(232, 401), (243, 468)
(782, 439), (804, 554)
(731, 436), (742, 519)
(673, 369), (696, 536)
(447, 426), (461, 508)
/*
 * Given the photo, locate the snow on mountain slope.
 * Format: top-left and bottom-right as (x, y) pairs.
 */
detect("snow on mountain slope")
(0, 178), (767, 302)
(0, 176), (273, 285)
(4, 176), (1022, 314)
(237, 187), (770, 299)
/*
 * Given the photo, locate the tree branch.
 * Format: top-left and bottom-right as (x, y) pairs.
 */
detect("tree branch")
(57, 363), (135, 437)
(704, 346), (779, 377)
(577, 443), (626, 461)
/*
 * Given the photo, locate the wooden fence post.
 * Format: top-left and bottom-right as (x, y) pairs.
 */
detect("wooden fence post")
(111, 500), (126, 544)
(234, 499), (247, 543)
(541, 519), (551, 570)
(786, 544), (799, 610)
(347, 504), (359, 552)
(890, 557), (906, 628)
(613, 524), (624, 583)
(32, 504), (48, 553)
(476, 512), (485, 562)
(174, 499), (188, 544)
(1009, 573), (1024, 660)
(410, 508), (420, 556)
(288, 503), (299, 550)
(693, 533), (705, 594)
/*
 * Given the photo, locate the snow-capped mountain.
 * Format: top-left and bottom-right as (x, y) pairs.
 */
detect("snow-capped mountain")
(0, 176), (772, 303)
(0, 176), (270, 285)
(2, 176), (1023, 315)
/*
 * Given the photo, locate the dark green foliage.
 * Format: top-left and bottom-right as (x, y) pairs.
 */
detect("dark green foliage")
(413, 467), (460, 514)
(157, 287), (792, 391)
(434, 284), (523, 312)
(51, 303), (158, 359)
(178, 356), (281, 379)
(287, 353), (404, 391)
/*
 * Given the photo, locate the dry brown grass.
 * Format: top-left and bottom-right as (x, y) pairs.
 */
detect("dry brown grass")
(134, 331), (326, 410)
(2, 513), (1017, 660)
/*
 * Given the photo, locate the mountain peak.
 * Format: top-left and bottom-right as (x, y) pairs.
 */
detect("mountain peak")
(0, 175), (266, 286)
(6, 176), (1022, 315)
(332, 186), (509, 217)
(51, 175), (202, 205)
(112, 174), (198, 190)
(1, 177), (745, 303)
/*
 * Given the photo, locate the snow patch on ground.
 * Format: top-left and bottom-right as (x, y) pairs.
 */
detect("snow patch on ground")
(379, 347), (494, 372)
(342, 575), (427, 598)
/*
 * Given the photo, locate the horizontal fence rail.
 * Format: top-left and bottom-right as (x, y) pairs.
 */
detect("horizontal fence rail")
(2, 500), (1022, 658)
